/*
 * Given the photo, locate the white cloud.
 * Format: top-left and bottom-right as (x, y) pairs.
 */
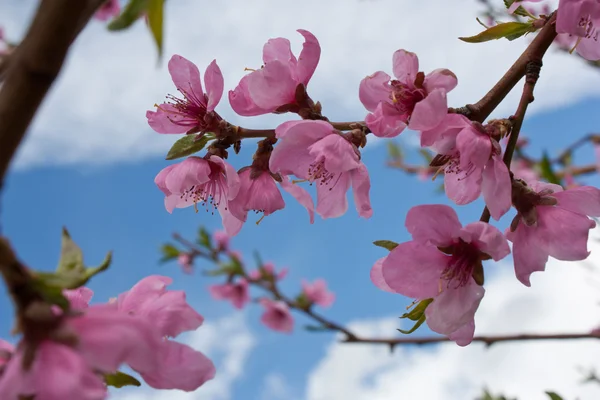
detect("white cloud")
(2, 0), (598, 169)
(306, 228), (600, 400)
(111, 312), (256, 400)
(261, 373), (298, 400)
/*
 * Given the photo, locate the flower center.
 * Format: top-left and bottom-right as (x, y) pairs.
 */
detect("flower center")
(389, 79), (426, 117)
(180, 163), (229, 214)
(579, 14), (599, 41)
(307, 159), (336, 186)
(440, 239), (482, 289)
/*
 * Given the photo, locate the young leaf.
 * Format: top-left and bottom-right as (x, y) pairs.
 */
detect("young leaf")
(166, 134), (214, 160)
(107, 0), (148, 31)
(197, 227), (212, 248)
(160, 243), (180, 263)
(538, 152), (562, 185)
(387, 142), (403, 161)
(147, 0), (164, 58)
(104, 371), (142, 388)
(545, 392), (564, 400)
(373, 240), (399, 251)
(459, 21), (536, 43)
(398, 314), (427, 334)
(504, 0), (535, 18)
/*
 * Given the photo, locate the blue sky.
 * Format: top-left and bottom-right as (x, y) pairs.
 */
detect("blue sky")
(2, 1), (600, 399)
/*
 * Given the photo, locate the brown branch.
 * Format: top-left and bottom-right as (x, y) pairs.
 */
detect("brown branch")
(0, 0), (105, 186)
(343, 331), (600, 347)
(235, 121), (367, 140)
(467, 13), (557, 123)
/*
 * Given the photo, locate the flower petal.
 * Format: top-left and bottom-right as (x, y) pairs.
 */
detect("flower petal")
(168, 55), (205, 103)
(408, 89), (448, 131)
(461, 221), (510, 261)
(204, 59), (224, 112)
(296, 29), (321, 85)
(279, 175), (315, 223)
(350, 164), (373, 218)
(506, 225), (549, 287)
(365, 102), (407, 138)
(359, 71), (392, 112)
(228, 75), (272, 116)
(424, 68), (458, 93)
(308, 134), (361, 173)
(315, 172), (351, 219)
(146, 104), (191, 134)
(247, 60), (296, 110)
(382, 241), (447, 299)
(392, 49), (419, 83)
(552, 186), (600, 217)
(482, 155), (512, 220)
(405, 204), (461, 246)
(371, 257), (395, 293)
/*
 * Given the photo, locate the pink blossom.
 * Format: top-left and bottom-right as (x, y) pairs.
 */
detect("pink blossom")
(422, 114), (511, 220)
(376, 205), (510, 345)
(178, 253), (194, 274)
(0, 340), (13, 370)
(94, 0), (120, 21)
(147, 56), (224, 134)
(228, 168), (315, 225)
(595, 143), (600, 171)
(209, 279), (250, 309)
(114, 276), (216, 390)
(213, 230), (229, 251)
(359, 49), (457, 137)
(556, 0), (600, 61)
(260, 298), (294, 333)
(0, 342), (107, 400)
(229, 29), (320, 116)
(301, 279), (335, 307)
(249, 262), (288, 281)
(507, 0), (543, 14)
(507, 181), (600, 286)
(269, 120), (372, 219)
(155, 155), (243, 236)
(64, 287), (93, 310)
(511, 158), (539, 183)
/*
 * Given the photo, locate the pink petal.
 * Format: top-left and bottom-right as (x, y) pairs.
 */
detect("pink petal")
(207, 155), (241, 199)
(420, 113), (469, 153)
(296, 29), (321, 86)
(164, 157), (211, 195)
(315, 172), (351, 219)
(482, 155), (512, 220)
(358, 71), (391, 112)
(382, 241), (447, 299)
(365, 102), (408, 138)
(537, 207), (595, 261)
(461, 221), (510, 261)
(269, 121), (332, 178)
(147, 104), (191, 134)
(279, 175), (315, 223)
(506, 225), (549, 286)
(350, 164), (373, 218)
(138, 340), (215, 391)
(245, 171), (285, 216)
(247, 60), (296, 110)
(576, 37), (600, 62)
(424, 68), (458, 93)
(408, 89), (448, 131)
(370, 257), (395, 293)
(228, 75), (272, 116)
(448, 321), (475, 346)
(425, 279), (484, 337)
(64, 287), (93, 310)
(204, 60), (224, 112)
(444, 167), (483, 205)
(263, 37), (296, 64)
(219, 204), (245, 237)
(405, 204), (461, 246)
(260, 299), (294, 333)
(456, 125), (491, 170)
(168, 55), (205, 104)
(308, 134), (361, 173)
(392, 49), (419, 83)
(552, 186), (600, 216)
(155, 164), (177, 196)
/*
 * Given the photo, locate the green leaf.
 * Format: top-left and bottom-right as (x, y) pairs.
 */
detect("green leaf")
(398, 314), (427, 334)
(147, 0), (164, 58)
(104, 371), (142, 388)
(107, 0), (148, 31)
(545, 392), (564, 400)
(539, 152), (562, 185)
(160, 243), (180, 263)
(41, 228), (113, 290)
(387, 142), (403, 161)
(459, 21), (536, 43)
(400, 298), (433, 321)
(30, 278), (70, 310)
(504, 0), (535, 18)
(197, 227), (212, 248)
(419, 149), (433, 163)
(166, 134), (214, 160)
(373, 240), (399, 251)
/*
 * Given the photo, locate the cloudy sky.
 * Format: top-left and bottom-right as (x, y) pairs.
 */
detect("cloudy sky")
(1, 0), (600, 399)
